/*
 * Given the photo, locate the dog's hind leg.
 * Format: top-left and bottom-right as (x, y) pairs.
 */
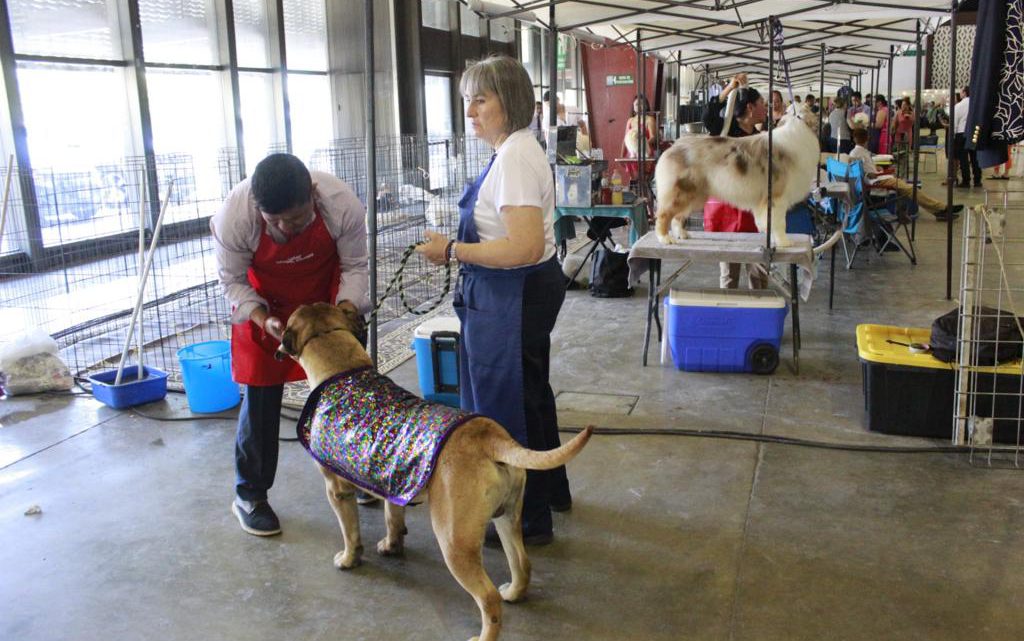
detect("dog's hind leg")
(430, 500), (503, 641)
(377, 501), (406, 557)
(493, 474), (530, 604)
(318, 465), (363, 570)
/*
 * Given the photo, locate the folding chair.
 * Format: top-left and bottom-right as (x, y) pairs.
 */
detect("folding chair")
(826, 157), (869, 269)
(846, 160), (918, 265)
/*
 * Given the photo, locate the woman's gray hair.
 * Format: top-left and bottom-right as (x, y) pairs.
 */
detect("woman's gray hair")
(460, 55), (535, 134)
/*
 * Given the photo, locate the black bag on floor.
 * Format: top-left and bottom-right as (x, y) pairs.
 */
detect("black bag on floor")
(930, 306), (1024, 364)
(589, 247), (633, 298)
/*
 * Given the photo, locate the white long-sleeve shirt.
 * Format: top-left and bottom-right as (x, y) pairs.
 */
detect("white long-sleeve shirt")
(210, 170), (371, 324)
(954, 96), (971, 135)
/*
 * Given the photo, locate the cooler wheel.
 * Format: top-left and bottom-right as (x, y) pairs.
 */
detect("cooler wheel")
(749, 344), (779, 375)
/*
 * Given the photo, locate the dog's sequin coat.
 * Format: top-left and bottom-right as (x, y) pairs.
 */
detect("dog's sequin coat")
(296, 366), (478, 505)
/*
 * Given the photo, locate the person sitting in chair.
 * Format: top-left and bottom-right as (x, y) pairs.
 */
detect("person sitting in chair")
(849, 128), (963, 221)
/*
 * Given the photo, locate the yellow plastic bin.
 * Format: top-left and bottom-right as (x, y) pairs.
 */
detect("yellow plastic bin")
(857, 324), (1023, 440)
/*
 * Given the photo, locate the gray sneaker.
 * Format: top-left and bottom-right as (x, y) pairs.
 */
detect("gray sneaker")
(232, 498), (281, 536)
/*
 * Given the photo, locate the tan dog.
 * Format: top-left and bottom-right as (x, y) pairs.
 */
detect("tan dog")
(654, 106), (820, 247)
(277, 301), (593, 641)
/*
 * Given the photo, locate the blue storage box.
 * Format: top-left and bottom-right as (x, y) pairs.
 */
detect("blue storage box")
(411, 317), (461, 408)
(88, 366), (169, 409)
(665, 289), (788, 374)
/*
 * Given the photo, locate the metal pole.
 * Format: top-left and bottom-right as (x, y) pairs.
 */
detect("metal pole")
(547, 5), (557, 131)
(767, 16), (774, 253)
(364, 0), (378, 364)
(946, 0), (957, 300)
(817, 43), (825, 188)
(636, 29), (646, 200)
(887, 45), (894, 154)
(912, 19), (923, 240)
(869, 66), (876, 130)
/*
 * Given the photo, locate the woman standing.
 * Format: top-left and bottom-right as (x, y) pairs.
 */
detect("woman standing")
(418, 56), (569, 546)
(893, 99), (915, 146)
(828, 97), (853, 153)
(623, 94), (657, 159)
(701, 72), (770, 290)
(871, 95), (890, 154)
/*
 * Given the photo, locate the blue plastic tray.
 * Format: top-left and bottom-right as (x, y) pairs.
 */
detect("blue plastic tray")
(88, 366), (169, 409)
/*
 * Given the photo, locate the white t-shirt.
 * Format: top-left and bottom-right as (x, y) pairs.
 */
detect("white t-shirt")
(473, 128), (556, 264)
(954, 96), (970, 134)
(848, 145), (881, 184)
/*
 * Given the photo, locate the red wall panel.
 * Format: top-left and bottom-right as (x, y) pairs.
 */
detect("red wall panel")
(581, 44), (660, 169)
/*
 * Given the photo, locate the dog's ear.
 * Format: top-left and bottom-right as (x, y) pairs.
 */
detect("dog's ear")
(276, 327), (297, 361)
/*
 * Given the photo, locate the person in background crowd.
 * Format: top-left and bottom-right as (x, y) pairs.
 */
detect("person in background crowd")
(892, 98), (916, 146)
(211, 153), (371, 536)
(850, 128), (963, 221)
(848, 91), (869, 122)
(528, 100), (544, 141)
(419, 55), (571, 547)
(829, 97), (853, 153)
(701, 72), (769, 290)
(805, 94), (819, 114)
(770, 90), (786, 126)
(953, 86), (982, 187)
(871, 95), (890, 154)
(623, 94), (657, 159)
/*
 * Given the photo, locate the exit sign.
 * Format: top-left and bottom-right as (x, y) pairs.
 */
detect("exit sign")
(606, 74), (634, 86)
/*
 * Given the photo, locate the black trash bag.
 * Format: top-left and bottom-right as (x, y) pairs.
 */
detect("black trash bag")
(589, 247), (633, 298)
(930, 306), (1024, 364)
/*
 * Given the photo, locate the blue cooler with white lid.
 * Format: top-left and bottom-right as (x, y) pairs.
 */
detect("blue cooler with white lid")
(665, 289), (788, 374)
(411, 316), (461, 407)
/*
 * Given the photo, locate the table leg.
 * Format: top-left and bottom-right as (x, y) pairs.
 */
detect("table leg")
(642, 262), (657, 366)
(829, 244), (836, 310)
(653, 260), (662, 341)
(790, 263), (801, 373)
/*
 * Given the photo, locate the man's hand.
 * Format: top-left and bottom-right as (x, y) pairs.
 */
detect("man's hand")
(415, 230), (450, 266)
(264, 316), (284, 340)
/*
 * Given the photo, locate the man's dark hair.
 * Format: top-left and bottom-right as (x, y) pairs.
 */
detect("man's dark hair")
(805, 94), (815, 103)
(251, 153), (313, 214)
(851, 91), (862, 100)
(852, 127), (869, 145)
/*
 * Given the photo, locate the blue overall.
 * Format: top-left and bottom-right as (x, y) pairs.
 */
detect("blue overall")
(455, 154), (569, 534)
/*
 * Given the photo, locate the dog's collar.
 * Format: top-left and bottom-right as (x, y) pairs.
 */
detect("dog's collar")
(294, 326), (351, 358)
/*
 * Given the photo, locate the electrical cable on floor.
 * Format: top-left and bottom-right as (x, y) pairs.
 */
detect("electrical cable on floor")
(40, 380), (971, 454)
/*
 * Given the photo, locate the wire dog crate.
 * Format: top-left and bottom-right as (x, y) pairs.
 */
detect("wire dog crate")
(954, 190), (1024, 467)
(0, 135), (493, 385)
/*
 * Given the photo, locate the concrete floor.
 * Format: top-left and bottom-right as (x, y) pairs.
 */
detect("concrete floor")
(3, 173), (1024, 641)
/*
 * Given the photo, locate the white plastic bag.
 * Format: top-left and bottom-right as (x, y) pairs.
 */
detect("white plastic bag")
(0, 329), (73, 396)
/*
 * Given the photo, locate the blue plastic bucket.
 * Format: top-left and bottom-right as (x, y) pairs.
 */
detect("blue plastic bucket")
(176, 340), (240, 413)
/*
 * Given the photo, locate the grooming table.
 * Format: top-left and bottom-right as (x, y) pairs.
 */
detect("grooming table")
(627, 231), (816, 373)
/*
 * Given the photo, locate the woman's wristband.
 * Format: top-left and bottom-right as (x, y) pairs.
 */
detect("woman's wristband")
(445, 240), (456, 263)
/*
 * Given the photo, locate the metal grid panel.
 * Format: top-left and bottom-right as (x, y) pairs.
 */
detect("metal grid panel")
(954, 191), (1024, 467)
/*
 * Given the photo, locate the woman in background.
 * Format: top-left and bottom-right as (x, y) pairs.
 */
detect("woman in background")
(871, 95), (890, 154)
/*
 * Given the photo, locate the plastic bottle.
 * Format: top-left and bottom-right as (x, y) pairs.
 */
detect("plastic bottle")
(610, 168), (624, 205)
(600, 172), (611, 205)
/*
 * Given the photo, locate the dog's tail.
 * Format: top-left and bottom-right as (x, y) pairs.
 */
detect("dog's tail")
(487, 426), (594, 470)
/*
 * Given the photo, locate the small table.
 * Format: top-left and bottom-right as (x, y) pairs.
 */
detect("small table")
(627, 231), (816, 372)
(554, 201), (649, 257)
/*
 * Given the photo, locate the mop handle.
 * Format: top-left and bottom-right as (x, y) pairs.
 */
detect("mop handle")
(114, 181), (175, 386)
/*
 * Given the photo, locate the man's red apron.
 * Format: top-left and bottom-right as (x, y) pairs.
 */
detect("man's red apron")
(231, 208), (340, 386)
(703, 198), (758, 233)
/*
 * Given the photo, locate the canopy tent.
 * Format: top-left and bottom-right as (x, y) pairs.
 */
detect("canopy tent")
(469, 0), (953, 90)
(468, 0), (969, 300)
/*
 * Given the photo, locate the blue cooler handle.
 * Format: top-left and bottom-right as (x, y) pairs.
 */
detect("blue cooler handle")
(430, 331), (460, 394)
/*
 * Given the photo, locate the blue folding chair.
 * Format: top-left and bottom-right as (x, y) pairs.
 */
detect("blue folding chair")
(826, 158), (918, 267)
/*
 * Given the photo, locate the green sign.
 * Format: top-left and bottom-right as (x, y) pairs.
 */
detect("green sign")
(557, 39), (567, 70)
(606, 74), (633, 86)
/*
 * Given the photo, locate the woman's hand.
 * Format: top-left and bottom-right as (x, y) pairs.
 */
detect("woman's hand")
(731, 73), (748, 88)
(416, 230), (450, 266)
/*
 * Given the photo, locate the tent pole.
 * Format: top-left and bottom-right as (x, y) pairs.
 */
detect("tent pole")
(817, 43), (825, 188)
(767, 16), (774, 254)
(636, 29), (646, 200)
(912, 19), (923, 241)
(887, 45), (894, 154)
(946, 0), (957, 300)
(364, 0), (378, 364)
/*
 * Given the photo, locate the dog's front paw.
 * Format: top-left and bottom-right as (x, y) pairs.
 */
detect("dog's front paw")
(656, 231), (676, 245)
(499, 581), (527, 603)
(334, 547), (363, 570)
(376, 537), (404, 557)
